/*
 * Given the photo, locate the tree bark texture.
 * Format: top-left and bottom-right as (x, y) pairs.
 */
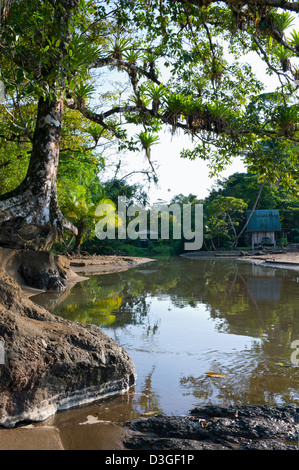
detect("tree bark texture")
(0, 97), (77, 250)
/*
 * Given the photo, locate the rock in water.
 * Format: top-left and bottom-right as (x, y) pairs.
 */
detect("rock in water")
(0, 269), (136, 428)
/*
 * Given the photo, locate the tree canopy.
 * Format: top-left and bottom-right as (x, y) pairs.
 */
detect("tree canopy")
(0, 0), (298, 250)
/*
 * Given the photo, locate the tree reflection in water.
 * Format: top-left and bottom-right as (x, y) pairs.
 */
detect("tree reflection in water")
(33, 257), (299, 413)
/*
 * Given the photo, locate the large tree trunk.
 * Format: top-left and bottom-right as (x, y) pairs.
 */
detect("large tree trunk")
(0, 97), (77, 251)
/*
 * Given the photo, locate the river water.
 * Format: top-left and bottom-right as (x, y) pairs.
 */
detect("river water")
(7, 256), (299, 449)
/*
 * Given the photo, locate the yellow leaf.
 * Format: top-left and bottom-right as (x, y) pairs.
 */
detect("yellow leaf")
(141, 411), (156, 417)
(205, 372), (228, 378)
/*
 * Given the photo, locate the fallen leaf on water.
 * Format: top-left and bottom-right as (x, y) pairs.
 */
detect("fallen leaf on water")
(273, 362), (291, 367)
(204, 372), (228, 378)
(141, 411), (157, 417)
(199, 419), (208, 427)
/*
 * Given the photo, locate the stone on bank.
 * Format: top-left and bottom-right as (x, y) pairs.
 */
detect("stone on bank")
(0, 255), (136, 428)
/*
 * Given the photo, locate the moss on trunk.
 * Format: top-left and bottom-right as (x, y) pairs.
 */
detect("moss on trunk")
(0, 97), (76, 250)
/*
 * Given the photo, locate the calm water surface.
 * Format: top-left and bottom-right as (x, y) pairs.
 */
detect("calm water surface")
(31, 256), (299, 448)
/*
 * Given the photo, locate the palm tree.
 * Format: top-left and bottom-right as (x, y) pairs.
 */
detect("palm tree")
(63, 193), (120, 253)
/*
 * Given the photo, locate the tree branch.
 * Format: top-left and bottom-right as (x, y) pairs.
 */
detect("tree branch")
(90, 56), (162, 85)
(173, 0), (299, 13)
(253, 35), (295, 85)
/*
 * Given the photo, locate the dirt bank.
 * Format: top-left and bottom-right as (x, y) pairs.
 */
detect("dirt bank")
(67, 253), (155, 276)
(183, 250), (299, 272)
(0, 247), (154, 297)
(238, 252), (299, 272)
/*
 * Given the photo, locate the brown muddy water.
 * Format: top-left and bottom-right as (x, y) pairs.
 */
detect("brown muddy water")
(2, 257), (299, 449)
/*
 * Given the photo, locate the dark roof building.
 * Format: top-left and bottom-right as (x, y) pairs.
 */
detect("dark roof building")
(246, 210), (281, 232)
(246, 210), (281, 248)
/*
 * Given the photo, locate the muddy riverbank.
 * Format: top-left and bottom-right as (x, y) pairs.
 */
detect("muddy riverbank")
(238, 252), (299, 272)
(183, 249), (299, 272)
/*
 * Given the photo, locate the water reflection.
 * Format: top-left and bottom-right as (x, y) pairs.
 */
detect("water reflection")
(33, 257), (299, 414)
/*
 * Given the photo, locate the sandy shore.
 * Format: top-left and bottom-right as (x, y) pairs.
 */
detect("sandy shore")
(63, 253), (155, 296)
(183, 250), (299, 272)
(238, 252), (299, 272)
(68, 253), (154, 274)
(21, 253), (155, 297)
